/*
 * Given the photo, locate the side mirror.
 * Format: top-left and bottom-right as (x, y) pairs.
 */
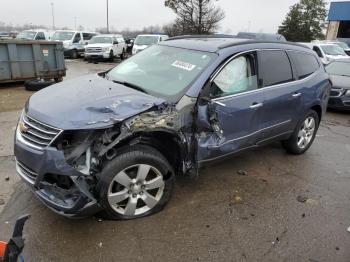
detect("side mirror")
(113, 41), (118, 45)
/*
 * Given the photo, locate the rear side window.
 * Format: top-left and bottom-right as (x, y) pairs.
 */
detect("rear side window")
(259, 50), (293, 87)
(83, 33), (93, 40)
(288, 51), (319, 79)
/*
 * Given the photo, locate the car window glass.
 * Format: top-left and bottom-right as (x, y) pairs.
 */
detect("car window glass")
(288, 51), (319, 79)
(211, 54), (258, 97)
(83, 33), (93, 40)
(259, 50), (293, 87)
(35, 32), (45, 40)
(73, 33), (81, 43)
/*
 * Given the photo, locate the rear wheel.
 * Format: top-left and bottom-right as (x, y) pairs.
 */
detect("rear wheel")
(97, 145), (174, 220)
(71, 50), (78, 59)
(109, 50), (114, 62)
(120, 49), (127, 60)
(282, 110), (319, 154)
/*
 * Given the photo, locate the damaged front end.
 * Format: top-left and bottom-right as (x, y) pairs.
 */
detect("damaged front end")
(15, 97), (197, 217)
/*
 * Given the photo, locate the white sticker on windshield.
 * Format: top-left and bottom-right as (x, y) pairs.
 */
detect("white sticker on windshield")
(172, 60), (196, 71)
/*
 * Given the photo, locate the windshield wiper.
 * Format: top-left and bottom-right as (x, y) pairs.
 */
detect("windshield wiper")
(112, 80), (148, 94)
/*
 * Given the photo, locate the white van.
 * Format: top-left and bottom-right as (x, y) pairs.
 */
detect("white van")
(52, 30), (98, 59)
(85, 34), (127, 61)
(16, 29), (53, 40)
(300, 42), (350, 64)
(132, 34), (169, 55)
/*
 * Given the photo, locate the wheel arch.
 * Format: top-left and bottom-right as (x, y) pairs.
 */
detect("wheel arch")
(310, 104), (322, 123)
(103, 130), (187, 176)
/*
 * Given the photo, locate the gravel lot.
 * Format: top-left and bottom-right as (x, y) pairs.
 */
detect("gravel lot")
(0, 59), (349, 262)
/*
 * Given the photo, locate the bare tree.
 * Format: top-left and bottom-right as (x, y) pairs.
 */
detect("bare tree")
(165, 0), (225, 35)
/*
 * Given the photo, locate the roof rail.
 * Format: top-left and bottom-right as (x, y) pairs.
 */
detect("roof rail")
(166, 34), (237, 41)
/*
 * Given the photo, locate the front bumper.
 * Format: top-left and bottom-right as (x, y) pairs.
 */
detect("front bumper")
(85, 52), (110, 59)
(328, 96), (350, 110)
(14, 128), (102, 218)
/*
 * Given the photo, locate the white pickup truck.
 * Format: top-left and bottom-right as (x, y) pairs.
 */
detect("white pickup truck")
(85, 34), (127, 61)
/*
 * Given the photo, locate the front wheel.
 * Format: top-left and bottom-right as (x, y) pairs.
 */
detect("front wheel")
(97, 145), (174, 220)
(282, 109), (319, 154)
(120, 49), (127, 60)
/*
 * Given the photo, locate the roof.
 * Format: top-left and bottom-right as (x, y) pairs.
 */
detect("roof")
(328, 1), (350, 21)
(161, 36), (307, 53)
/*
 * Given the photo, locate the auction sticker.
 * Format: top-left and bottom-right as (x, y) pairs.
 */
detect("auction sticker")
(43, 49), (49, 56)
(172, 60), (196, 71)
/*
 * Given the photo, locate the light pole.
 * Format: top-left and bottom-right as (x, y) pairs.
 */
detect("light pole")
(106, 0), (109, 33)
(51, 2), (55, 30)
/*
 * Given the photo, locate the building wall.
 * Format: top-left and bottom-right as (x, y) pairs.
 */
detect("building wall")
(326, 21), (340, 40)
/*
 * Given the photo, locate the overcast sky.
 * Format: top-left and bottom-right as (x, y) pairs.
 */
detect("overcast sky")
(0, 0), (338, 33)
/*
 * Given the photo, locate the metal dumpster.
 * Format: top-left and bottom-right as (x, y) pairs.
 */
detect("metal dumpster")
(0, 39), (66, 83)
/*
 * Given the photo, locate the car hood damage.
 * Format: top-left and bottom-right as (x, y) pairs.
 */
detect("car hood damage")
(26, 74), (166, 129)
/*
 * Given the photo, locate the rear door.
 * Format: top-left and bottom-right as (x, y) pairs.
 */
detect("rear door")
(196, 51), (266, 162)
(257, 50), (302, 141)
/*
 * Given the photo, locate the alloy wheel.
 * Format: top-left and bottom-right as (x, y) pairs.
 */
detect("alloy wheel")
(107, 164), (165, 216)
(297, 116), (316, 149)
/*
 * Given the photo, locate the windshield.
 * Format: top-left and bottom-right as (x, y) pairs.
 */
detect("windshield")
(16, 31), (36, 39)
(89, 36), (112, 44)
(334, 42), (349, 50)
(134, 35), (159, 46)
(321, 45), (347, 56)
(52, 31), (75, 41)
(326, 61), (350, 77)
(106, 45), (216, 100)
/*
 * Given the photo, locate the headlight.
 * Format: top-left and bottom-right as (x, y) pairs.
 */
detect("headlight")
(345, 90), (350, 96)
(103, 47), (110, 52)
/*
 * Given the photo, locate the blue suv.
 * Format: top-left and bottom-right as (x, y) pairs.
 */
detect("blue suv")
(14, 36), (331, 219)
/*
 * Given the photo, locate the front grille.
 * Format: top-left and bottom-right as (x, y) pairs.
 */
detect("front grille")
(20, 114), (62, 150)
(16, 160), (38, 184)
(330, 89), (343, 97)
(86, 47), (102, 53)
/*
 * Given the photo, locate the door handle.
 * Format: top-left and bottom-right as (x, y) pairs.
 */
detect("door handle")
(292, 92), (302, 98)
(250, 102), (263, 109)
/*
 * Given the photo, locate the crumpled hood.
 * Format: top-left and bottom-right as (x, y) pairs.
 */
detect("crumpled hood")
(26, 74), (165, 130)
(330, 75), (350, 90)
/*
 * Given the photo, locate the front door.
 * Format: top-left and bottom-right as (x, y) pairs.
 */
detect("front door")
(196, 51), (265, 163)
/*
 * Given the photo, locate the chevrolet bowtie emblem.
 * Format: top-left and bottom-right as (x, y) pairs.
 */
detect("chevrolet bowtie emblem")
(19, 121), (29, 133)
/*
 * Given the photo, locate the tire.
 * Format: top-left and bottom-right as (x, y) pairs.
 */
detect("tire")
(24, 79), (55, 91)
(109, 50), (114, 62)
(97, 145), (175, 220)
(120, 49), (127, 60)
(282, 109), (319, 155)
(71, 50), (78, 59)
(54, 77), (63, 83)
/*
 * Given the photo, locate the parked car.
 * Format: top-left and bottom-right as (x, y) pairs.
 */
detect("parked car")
(52, 30), (98, 59)
(132, 34), (169, 55)
(313, 40), (350, 56)
(85, 34), (127, 61)
(325, 60), (350, 110)
(14, 36), (330, 219)
(300, 42), (350, 64)
(16, 29), (53, 40)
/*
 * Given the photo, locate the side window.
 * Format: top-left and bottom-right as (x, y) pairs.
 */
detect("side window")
(288, 51), (319, 79)
(83, 33), (93, 41)
(35, 32), (45, 40)
(259, 50), (293, 87)
(118, 37), (124, 43)
(211, 53), (258, 98)
(73, 33), (81, 43)
(313, 46), (323, 58)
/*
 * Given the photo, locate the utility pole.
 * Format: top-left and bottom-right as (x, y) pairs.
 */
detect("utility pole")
(106, 0), (109, 33)
(51, 2), (55, 30)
